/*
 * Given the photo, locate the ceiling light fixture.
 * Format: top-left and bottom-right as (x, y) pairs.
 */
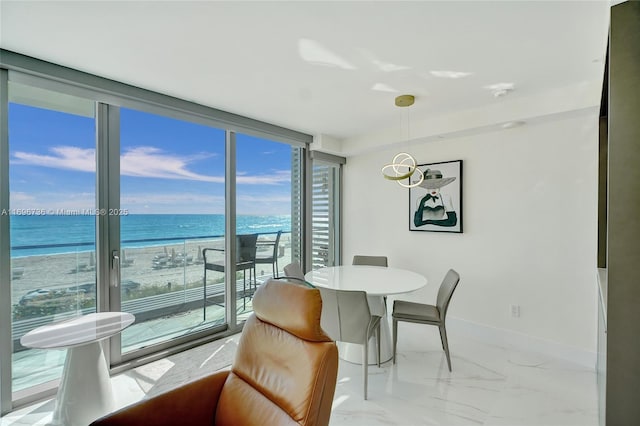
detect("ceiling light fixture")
(382, 95), (424, 188)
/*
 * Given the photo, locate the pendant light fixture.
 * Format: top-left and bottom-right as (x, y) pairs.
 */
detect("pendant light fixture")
(382, 95), (424, 188)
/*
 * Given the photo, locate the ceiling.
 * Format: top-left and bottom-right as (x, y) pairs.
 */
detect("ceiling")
(0, 1), (610, 151)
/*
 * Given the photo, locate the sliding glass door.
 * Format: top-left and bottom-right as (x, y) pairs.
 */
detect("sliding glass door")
(5, 91), (233, 400)
(234, 133), (301, 323)
(117, 107), (228, 355)
(7, 81), (98, 397)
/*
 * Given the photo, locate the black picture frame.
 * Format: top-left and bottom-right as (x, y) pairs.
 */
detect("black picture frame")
(409, 160), (463, 233)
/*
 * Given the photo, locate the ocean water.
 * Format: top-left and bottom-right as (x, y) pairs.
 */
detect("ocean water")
(10, 214), (291, 257)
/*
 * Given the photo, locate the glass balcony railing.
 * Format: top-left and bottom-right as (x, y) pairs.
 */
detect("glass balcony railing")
(10, 231), (292, 392)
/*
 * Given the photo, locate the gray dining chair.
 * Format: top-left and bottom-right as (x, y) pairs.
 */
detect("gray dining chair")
(255, 230), (282, 278)
(392, 269), (460, 371)
(283, 262), (305, 280)
(203, 234), (258, 311)
(353, 255), (389, 315)
(317, 286), (381, 400)
(352, 255), (388, 267)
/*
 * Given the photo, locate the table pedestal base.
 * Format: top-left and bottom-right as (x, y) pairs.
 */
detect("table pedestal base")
(51, 341), (115, 426)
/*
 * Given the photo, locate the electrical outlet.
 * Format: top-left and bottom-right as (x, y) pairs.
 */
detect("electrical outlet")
(510, 304), (521, 318)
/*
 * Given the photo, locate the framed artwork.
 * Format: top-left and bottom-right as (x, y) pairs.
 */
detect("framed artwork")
(409, 160), (463, 233)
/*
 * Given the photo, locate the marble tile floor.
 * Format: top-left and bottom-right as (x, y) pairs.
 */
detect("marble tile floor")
(2, 321), (598, 426)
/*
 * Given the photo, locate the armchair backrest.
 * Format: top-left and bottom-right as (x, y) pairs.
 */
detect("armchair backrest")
(283, 261), (305, 280)
(215, 278), (338, 426)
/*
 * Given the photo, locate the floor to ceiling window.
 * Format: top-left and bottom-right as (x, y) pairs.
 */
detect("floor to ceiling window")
(234, 133), (302, 324)
(118, 107), (228, 355)
(0, 51), (312, 414)
(7, 82), (97, 397)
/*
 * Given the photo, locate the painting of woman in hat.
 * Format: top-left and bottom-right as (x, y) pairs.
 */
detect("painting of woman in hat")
(413, 167), (459, 229)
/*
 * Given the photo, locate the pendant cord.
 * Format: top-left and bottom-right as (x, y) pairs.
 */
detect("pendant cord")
(382, 94), (424, 188)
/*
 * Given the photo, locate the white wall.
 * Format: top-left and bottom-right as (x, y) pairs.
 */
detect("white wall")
(342, 112), (599, 363)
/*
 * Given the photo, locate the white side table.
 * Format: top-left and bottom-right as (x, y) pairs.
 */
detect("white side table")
(20, 312), (135, 426)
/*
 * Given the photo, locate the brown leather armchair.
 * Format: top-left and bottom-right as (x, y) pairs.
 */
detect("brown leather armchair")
(91, 279), (339, 426)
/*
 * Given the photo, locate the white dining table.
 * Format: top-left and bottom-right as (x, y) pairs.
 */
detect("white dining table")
(20, 312), (135, 426)
(305, 265), (427, 364)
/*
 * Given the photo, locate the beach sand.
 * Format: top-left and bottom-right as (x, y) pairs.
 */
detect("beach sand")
(10, 235), (293, 306)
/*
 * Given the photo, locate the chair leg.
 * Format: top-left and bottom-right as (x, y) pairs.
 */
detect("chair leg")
(392, 318), (398, 364)
(203, 270), (207, 321)
(253, 266), (257, 294)
(438, 326), (446, 351)
(363, 342), (369, 400)
(242, 270), (247, 311)
(376, 322), (381, 368)
(251, 269), (254, 295)
(439, 325), (452, 372)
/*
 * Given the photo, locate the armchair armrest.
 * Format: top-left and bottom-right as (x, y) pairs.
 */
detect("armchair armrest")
(90, 370), (230, 426)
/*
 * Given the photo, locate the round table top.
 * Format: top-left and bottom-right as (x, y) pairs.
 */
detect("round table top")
(20, 312), (135, 349)
(304, 265), (427, 296)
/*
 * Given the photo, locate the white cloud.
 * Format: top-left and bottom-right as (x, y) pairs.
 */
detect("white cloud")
(121, 192), (225, 206)
(236, 193), (292, 216)
(237, 170), (290, 185)
(10, 191), (95, 211)
(12, 145), (290, 185)
(120, 146), (222, 182)
(10, 192), (36, 203)
(122, 192), (292, 215)
(13, 146), (95, 172)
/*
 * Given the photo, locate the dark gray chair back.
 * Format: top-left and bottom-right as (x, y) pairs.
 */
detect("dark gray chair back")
(436, 269), (460, 320)
(352, 255), (388, 267)
(237, 234), (258, 263)
(256, 231), (282, 262)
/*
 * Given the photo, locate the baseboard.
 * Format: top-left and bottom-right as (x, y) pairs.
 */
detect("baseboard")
(447, 317), (597, 370)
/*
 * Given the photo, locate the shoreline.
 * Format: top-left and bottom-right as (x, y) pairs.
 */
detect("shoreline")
(10, 233), (287, 258)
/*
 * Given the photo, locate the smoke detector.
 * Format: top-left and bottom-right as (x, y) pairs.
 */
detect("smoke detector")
(484, 82), (515, 98)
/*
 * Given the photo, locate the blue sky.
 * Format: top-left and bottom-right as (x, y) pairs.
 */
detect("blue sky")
(9, 104), (294, 215)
